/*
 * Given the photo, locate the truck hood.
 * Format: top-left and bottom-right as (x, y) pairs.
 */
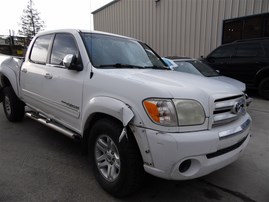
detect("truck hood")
(211, 76), (246, 92)
(97, 68), (242, 101)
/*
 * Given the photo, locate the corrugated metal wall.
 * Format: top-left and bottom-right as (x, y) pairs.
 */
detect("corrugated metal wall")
(93, 0), (269, 57)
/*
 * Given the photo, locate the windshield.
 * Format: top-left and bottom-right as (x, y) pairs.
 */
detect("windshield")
(174, 60), (219, 77)
(81, 33), (167, 69)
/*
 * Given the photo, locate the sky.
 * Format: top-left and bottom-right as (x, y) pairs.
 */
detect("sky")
(0, 0), (112, 35)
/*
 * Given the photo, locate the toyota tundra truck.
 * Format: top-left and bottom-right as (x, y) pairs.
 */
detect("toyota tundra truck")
(0, 29), (251, 197)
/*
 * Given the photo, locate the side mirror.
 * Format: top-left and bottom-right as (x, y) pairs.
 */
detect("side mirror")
(63, 54), (83, 71)
(63, 54), (77, 69)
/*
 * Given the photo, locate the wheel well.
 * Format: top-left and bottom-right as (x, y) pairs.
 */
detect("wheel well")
(81, 113), (123, 153)
(81, 113), (140, 156)
(0, 75), (12, 88)
(256, 68), (269, 86)
(0, 75), (12, 102)
(259, 74), (269, 85)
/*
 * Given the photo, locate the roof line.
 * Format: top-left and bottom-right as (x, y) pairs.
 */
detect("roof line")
(91, 0), (120, 14)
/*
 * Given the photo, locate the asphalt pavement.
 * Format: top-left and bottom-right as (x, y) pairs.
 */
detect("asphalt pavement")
(0, 94), (268, 202)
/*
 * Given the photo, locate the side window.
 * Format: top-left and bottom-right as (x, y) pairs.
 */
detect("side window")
(30, 34), (53, 64)
(235, 43), (263, 57)
(50, 33), (79, 65)
(210, 45), (234, 58)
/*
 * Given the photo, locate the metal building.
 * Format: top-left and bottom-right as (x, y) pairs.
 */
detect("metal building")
(92, 0), (269, 58)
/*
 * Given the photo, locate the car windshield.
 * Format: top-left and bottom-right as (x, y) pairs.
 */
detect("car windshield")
(81, 33), (167, 69)
(174, 60), (219, 77)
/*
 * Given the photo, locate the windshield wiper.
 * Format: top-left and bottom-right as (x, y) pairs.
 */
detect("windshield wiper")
(97, 63), (145, 69)
(144, 65), (170, 70)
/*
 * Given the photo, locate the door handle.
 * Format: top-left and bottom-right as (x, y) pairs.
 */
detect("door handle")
(21, 68), (27, 73)
(44, 73), (53, 79)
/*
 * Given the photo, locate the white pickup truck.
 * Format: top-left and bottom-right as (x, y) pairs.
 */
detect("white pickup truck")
(0, 29), (251, 197)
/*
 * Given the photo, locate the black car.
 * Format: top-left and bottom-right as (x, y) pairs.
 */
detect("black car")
(203, 38), (269, 99)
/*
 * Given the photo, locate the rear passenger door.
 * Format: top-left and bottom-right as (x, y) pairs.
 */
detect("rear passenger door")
(20, 34), (53, 110)
(229, 43), (264, 84)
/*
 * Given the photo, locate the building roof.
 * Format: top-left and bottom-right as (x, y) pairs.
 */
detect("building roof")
(92, 0), (120, 14)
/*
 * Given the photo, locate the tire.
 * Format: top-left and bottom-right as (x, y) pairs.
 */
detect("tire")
(2, 87), (25, 122)
(88, 118), (144, 197)
(259, 77), (269, 100)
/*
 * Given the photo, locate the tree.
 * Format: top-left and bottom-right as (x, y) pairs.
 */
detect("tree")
(18, 0), (45, 38)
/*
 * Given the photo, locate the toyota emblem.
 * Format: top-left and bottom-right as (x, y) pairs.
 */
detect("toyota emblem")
(232, 99), (245, 115)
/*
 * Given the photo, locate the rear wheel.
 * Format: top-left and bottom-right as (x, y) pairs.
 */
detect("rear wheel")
(88, 118), (144, 197)
(2, 87), (25, 122)
(259, 77), (269, 100)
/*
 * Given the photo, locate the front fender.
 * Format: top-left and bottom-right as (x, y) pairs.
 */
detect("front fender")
(0, 56), (22, 97)
(81, 96), (152, 165)
(82, 96), (138, 130)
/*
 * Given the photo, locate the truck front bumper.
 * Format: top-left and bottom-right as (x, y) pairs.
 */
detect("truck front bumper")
(137, 115), (251, 180)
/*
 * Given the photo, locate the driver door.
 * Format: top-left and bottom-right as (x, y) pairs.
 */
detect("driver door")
(41, 33), (84, 130)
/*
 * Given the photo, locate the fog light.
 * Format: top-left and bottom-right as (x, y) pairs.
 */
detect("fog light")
(179, 159), (191, 173)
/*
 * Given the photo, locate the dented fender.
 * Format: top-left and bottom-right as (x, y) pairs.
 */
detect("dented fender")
(0, 56), (23, 97)
(82, 96), (153, 164)
(82, 96), (138, 131)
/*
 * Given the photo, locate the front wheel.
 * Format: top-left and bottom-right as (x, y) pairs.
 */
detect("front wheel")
(2, 87), (25, 122)
(88, 118), (144, 197)
(259, 77), (269, 100)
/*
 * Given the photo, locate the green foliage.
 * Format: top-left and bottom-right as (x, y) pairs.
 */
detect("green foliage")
(18, 0), (45, 38)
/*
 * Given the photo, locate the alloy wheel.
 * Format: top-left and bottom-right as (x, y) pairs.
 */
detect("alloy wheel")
(94, 135), (121, 182)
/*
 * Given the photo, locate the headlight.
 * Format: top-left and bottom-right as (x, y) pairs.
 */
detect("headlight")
(143, 99), (177, 126)
(143, 99), (206, 127)
(174, 99), (205, 126)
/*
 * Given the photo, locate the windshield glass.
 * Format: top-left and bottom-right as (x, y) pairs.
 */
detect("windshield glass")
(81, 33), (166, 69)
(174, 60), (219, 77)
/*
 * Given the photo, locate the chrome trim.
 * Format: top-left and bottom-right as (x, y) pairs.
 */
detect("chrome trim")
(213, 95), (246, 127)
(215, 100), (235, 110)
(21, 68), (28, 73)
(219, 119), (251, 140)
(46, 64), (64, 68)
(25, 112), (82, 140)
(44, 73), (53, 79)
(214, 112), (238, 124)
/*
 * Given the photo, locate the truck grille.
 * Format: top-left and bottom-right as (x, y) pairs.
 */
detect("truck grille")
(213, 95), (246, 127)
